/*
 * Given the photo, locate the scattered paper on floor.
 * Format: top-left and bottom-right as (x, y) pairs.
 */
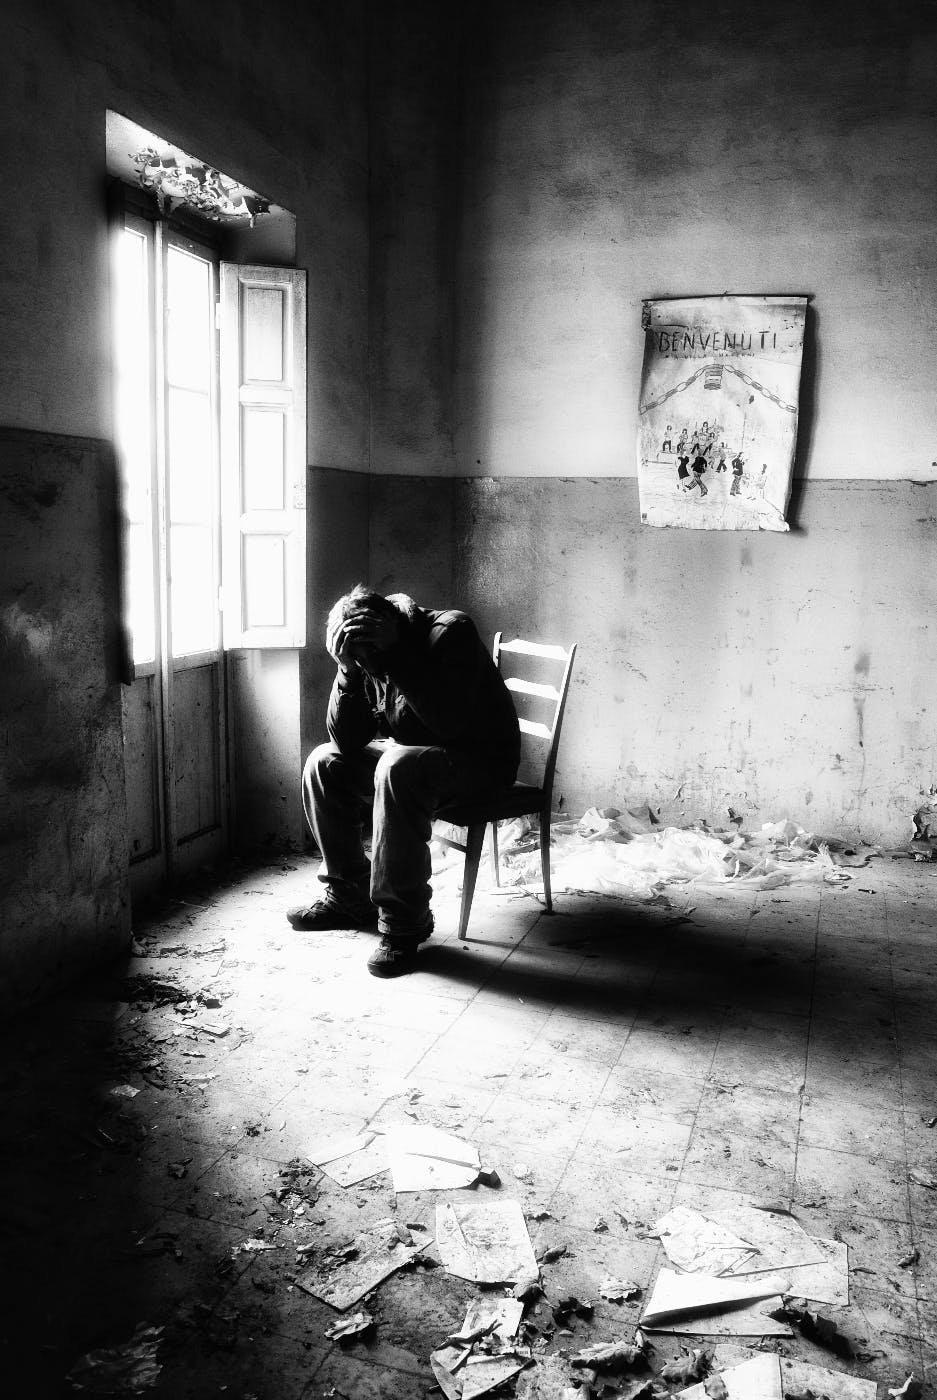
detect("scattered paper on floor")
(678, 1351), (783, 1399)
(296, 1215), (426, 1310)
(781, 1358), (877, 1399)
(436, 1200), (539, 1284)
(385, 1123), (480, 1192)
(468, 808), (853, 898)
(307, 1130), (375, 1166)
(450, 1298), (524, 1343)
(640, 1268), (789, 1329)
(646, 1296), (791, 1338)
(652, 1206), (759, 1275)
(782, 1236), (849, 1306)
(431, 1299), (528, 1400)
(651, 1204), (846, 1304)
(326, 1138), (390, 1187)
(711, 1205), (826, 1273)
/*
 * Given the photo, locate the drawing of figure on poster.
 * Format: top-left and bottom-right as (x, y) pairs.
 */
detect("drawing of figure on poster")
(637, 296), (807, 531)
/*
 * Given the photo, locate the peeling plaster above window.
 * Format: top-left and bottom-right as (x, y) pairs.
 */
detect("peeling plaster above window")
(131, 146), (270, 223)
(106, 112), (280, 228)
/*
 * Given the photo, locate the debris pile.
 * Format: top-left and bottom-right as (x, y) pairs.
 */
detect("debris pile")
(434, 810), (856, 900)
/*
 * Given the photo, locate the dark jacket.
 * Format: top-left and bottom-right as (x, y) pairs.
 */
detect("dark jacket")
(327, 605), (521, 784)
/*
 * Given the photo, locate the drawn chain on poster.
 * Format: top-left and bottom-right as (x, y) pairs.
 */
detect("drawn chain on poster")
(637, 295), (807, 531)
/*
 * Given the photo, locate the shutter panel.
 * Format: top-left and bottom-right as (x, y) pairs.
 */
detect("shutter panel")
(220, 263), (306, 648)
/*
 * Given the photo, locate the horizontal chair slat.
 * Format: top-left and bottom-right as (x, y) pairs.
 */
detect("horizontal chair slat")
(518, 718), (553, 739)
(499, 639), (570, 660)
(505, 677), (562, 701)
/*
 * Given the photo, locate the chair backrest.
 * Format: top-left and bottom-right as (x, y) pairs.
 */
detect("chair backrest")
(494, 634), (577, 798)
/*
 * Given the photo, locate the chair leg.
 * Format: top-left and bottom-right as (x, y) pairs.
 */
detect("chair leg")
(458, 822), (487, 940)
(540, 810), (553, 914)
(489, 822), (500, 887)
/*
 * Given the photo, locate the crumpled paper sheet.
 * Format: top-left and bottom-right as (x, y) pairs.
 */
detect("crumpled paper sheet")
(652, 1205), (847, 1307)
(652, 1206), (759, 1276)
(431, 1299), (527, 1400)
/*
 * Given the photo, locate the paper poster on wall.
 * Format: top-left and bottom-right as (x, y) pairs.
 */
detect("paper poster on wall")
(637, 295), (807, 531)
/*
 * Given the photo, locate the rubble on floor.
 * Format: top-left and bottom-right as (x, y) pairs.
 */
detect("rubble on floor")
(2, 850), (933, 1398)
(434, 809), (869, 901)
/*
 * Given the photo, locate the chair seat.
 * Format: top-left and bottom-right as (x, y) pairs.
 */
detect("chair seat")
(437, 783), (545, 827)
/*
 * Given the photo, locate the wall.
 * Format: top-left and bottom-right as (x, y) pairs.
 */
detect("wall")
(0, 430), (129, 1010)
(369, 474), (937, 844)
(359, 0), (937, 846)
(448, 0), (937, 480)
(367, 0), (462, 475)
(0, 0), (370, 999)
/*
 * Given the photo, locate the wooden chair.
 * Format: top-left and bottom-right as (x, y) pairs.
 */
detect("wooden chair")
(436, 634), (577, 940)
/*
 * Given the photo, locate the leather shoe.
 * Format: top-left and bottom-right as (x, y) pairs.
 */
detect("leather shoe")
(286, 897), (377, 931)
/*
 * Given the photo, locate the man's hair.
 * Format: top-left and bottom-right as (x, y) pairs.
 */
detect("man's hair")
(338, 584), (397, 620)
(327, 583), (407, 635)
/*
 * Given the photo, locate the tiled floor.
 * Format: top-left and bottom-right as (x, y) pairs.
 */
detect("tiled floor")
(2, 853), (935, 1397)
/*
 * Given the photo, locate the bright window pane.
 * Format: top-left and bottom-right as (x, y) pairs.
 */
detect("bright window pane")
(170, 524), (216, 655)
(114, 226), (157, 666)
(166, 246), (212, 391)
(167, 386), (212, 522)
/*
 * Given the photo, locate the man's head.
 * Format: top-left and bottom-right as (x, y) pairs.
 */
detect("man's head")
(329, 585), (397, 632)
(327, 585), (409, 671)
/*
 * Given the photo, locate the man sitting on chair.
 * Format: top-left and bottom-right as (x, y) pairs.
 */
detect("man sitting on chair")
(288, 586), (520, 978)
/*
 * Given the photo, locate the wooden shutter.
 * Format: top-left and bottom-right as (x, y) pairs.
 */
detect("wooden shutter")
(220, 263), (306, 648)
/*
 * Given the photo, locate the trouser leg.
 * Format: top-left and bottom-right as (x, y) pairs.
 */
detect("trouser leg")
(370, 745), (505, 938)
(302, 741), (381, 904)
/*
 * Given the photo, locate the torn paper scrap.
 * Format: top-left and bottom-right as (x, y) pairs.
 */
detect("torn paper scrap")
(640, 1269), (789, 1328)
(321, 1137), (389, 1188)
(462, 1354), (530, 1400)
(652, 1206), (759, 1275)
(678, 1352), (783, 1399)
(431, 1348), (530, 1400)
(306, 1130), (389, 1187)
(436, 1200), (539, 1284)
(295, 1215), (426, 1310)
(324, 1311), (373, 1341)
(647, 1296), (790, 1338)
(449, 1298), (524, 1344)
(385, 1123), (480, 1192)
(430, 1346), (469, 1400)
(782, 1236), (849, 1307)
(307, 1130), (374, 1166)
(431, 1300), (528, 1400)
(781, 1358), (877, 1400)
